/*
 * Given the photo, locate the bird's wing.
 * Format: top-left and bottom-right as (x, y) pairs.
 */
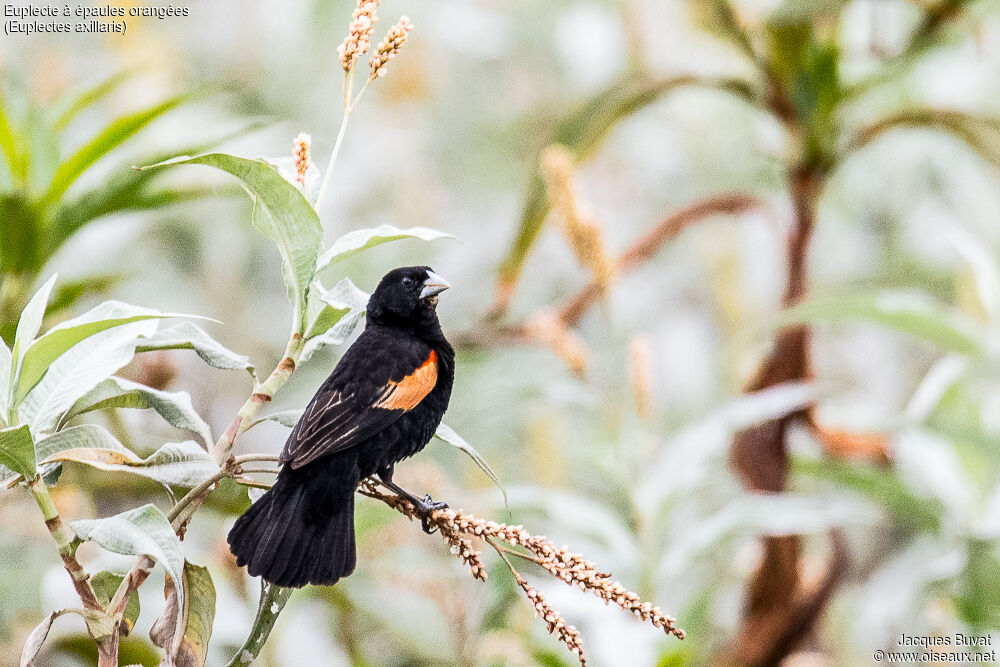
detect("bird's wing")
(280, 337), (439, 468)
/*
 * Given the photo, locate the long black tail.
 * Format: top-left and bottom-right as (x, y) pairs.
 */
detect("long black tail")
(227, 460), (357, 588)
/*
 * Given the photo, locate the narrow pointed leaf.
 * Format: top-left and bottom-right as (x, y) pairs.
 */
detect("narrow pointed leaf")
(10, 274), (58, 387)
(0, 424), (35, 479)
(305, 277), (369, 339)
(300, 278), (368, 363)
(498, 72), (758, 288)
(316, 225), (456, 273)
(781, 291), (987, 355)
(34, 424), (131, 460)
(139, 153), (322, 332)
(42, 440), (217, 488)
(248, 409), (303, 430)
(44, 95), (186, 205)
(20, 608), (117, 667)
(0, 98), (27, 185)
(72, 504), (184, 625)
(17, 300), (208, 402)
(435, 423), (508, 510)
(53, 70), (133, 131)
(151, 561), (216, 666)
(46, 123), (269, 256)
(66, 377), (213, 446)
(18, 321), (159, 434)
(136, 322), (254, 375)
(0, 336), (11, 420)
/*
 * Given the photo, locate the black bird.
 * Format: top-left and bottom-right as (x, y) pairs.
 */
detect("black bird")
(228, 266), (455, 588)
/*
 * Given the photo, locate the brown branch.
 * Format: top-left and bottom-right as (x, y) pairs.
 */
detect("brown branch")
(559, 192), (760, 327)
(457, 191), (760, 349)
(26, 476), (101, 611)
(724, 162), (822, 664)
(718, 529), (850, 666)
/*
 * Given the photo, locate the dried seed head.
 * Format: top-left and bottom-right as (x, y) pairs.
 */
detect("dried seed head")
(356, 478), (686, 655)
(628, 335), (653, 421)
(293, 133), (312, 186)
(369, 16), (413, 80)
(338, 1), (380, 73)
(526, 309), (590, 375)
(516, 578), (586, 665)
(541, 145), (615, 291)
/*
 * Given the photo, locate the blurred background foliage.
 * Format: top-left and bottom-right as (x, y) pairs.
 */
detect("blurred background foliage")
(1, 0), (1000, 665)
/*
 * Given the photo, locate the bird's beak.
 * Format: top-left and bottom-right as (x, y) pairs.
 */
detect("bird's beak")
(421, 271), (451, 299)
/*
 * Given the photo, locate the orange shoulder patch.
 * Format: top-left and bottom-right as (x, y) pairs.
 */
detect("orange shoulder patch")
(374, 349), (438, 411)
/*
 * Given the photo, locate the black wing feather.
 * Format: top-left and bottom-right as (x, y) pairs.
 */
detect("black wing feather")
(280, 328), (432, 468)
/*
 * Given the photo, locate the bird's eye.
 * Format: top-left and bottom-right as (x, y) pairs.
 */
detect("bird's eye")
(402, 277), (414, 287)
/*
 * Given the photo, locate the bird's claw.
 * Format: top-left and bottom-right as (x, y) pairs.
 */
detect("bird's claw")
(416, 494), (448, 534)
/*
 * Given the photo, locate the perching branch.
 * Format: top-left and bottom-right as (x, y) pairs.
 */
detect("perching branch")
(357, 479), (684, 666)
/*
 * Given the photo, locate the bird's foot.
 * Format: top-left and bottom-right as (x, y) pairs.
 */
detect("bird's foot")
(415, 494), (448, 534)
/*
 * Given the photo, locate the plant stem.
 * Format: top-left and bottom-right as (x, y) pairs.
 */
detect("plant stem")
(167, 468), (232, 528)
(225, 581), (294, 667)
(27, 475), (101, 610)
(315, 109), (352, 213)
(214, 332), (305, 464)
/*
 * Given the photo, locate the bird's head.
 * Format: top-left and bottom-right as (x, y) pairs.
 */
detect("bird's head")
(367, 266), (451, 327)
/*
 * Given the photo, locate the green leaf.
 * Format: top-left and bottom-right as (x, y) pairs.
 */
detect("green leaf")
(72, 504), (185, 623)
(0, 96), (27, 186)
(690, 0), (756, 58)
(301, 277), (369, 362)
(64, 377), (213, 448)
(53, 70), (133, 132)
(34, 423), (130, 461)
(0, 336), (11, 422)
(136, 322), (254, 376)
(16, 300), (208, 402)
(0, 424), (35, 479)
(39, 428), (218, 488)
(140, 153), (323, 332)
(315, 225), (456, 273)
(26, 103), (60, 195)
(498, 72), (759, 288)
(262, 155), (320, 206)
(150, 561), (216, 667)
(781, 291), (987, 355)
(0, 193), (44, 276)
(20, 608), (117, 667)
(18, 321), (160, 434)
(435, 423), (508, 511)
(45, 274), (125, 320)
(46, 124), (266, 258)
(91, 571), (141, 635)
(850, 110), (1000, 170)
(43, 95), (186, 206)
(10, 274), (58, 393)
(793, 455), (942, 531)
(956, 539), (1000, 630)
(767, 0), (852, 25)
(248, 409), (303, 430)
(763, 19), (840, 164)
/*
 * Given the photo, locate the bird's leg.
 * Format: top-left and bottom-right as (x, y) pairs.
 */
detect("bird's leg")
(376, 468), (448, 534)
